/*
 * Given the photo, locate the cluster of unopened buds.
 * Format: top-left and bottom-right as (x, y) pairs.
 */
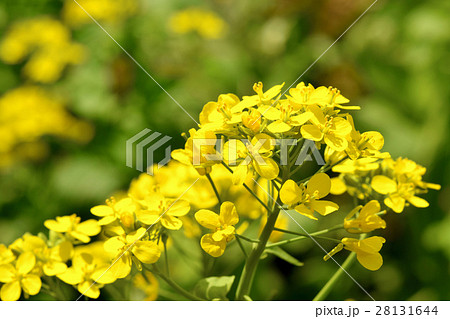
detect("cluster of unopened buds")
(0, 82), (440, 301)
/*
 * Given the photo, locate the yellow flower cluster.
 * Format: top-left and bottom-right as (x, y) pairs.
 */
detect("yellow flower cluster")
(0, 17), (85, 83)
(62, 0), (139, 27)
(170, 81), (439, 272)
(330, 157), (441, 213)
(169, 8), (227, 39)
(0, 81), (440, 300)
(0, 86), (93, 168)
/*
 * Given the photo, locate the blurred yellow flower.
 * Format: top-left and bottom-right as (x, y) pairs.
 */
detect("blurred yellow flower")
(0, 17), (85, 83)
(0, 86), (93, 168)
(133, 271), (159, 301)
(0, 244), (15, 265)
(63, 0), (138, 27)
(169, 8), (227, 39)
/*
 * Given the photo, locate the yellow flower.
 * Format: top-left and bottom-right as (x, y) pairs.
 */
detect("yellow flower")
(288, 82), (360, 110)
(91, 197), (138, 227)
(263, 100), (312, 134)
(171, 128), (219, 175)
(344, 200), (386, 233)
(199, 93), (241, 133)
(57, 252), (116, 299)
(0, 244), (15, 265)
(223, 133), (279, 185)
(133, 271), (159, 301)
(169, 8), (227, 39)
(104, 227), (161, 278)
(232, 82), (285, 112)
(136, 192), (190, 230)
(0, 252), (41, 301)
(301, 105), (352, 151)
(332, 157), (380, 174)
(280, 173), (339, 220)
(15, 235), (73, 276)
(0, 86), (93, 168)
(63, 0), (138, 27)
(342, 236), (386, 271)
(241, 109), (262, 133)
(344, 115), (388, 160)
(44, 214), (101, 243)
(371, 175), (429, 213)
(0, 17), (85, 83)
(195, 202), (239, 257)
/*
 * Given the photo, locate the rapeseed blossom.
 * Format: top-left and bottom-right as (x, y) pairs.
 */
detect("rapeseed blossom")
(169, 8), (227, 39)
(0, 81), (440, 301)
(195, 202), (239, 257)
(0, 17), (85, 83)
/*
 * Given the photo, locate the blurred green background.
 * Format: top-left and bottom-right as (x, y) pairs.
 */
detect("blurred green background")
(0, 0), (448, 300)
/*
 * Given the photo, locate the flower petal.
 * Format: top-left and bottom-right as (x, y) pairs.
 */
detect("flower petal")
(200, 234), (226, 257)
(1, 281), (21, 301)
(195, 209), (220, 229)
(16, 252), (35, 275)
(90, 205), (113, 217)
(21, 275), (41, 295)
(301, 124), (323, 141)
(76, 220), (101, 236)
(307, 173), (331, 198)
(161, 215), (183, 230)
(371, 176), (397, 194)
(167, 199), (190, 216)
(132, 241), (161, 264)
(294, 204), (317, 220)
(253, 157), (279, 181)
(407, 196), (429, 208)
(78, 281), (100, 299)
(280, 180), (302, 206)
(356, 252), (383, 271)
(219, 202), (239, 226)
(311, 200), (339, 216)
(57, 268), (83, 285)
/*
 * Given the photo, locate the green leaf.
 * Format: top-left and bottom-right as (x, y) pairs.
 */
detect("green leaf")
(263, 247), (304, 266)
(193, 276), (235, 300)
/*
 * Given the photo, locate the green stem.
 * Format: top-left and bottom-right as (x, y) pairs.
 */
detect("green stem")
(235, 235), (248, 258)
(235, 233), (259, 243)
(267, 225), (343, 248)
(235, 203), (281, 300)
(163, 239), (170, 277)
(148, 265), (205, 301)
(312, 252), (357, 301)
(313, 233), (367, 301)
(206, 173), (222, 205)
(221, 162), (271, 212)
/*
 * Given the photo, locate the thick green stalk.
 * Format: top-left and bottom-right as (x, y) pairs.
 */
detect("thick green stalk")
(235, 203), (281, 300)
